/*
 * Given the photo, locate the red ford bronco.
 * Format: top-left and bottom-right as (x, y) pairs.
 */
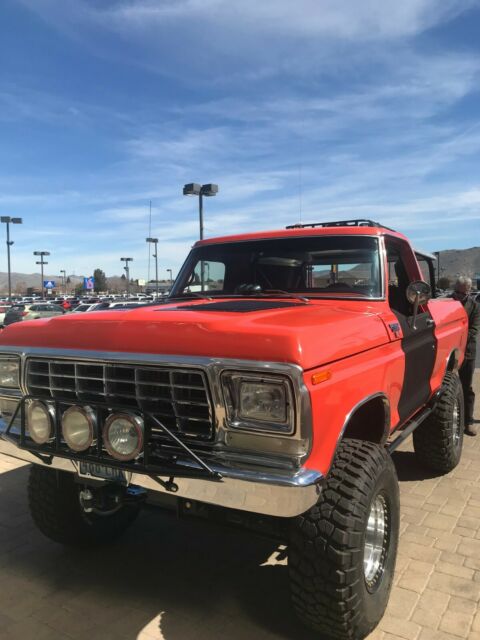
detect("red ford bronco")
(0, 219), (468, 639)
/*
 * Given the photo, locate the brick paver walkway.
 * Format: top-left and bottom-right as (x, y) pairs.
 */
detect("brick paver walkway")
(0, 374), (478, 640)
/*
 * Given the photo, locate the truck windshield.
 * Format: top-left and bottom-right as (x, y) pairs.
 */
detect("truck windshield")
(171, 235), (382, 299)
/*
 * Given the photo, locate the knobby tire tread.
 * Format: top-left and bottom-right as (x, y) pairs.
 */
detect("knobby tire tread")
(412, 372), (464, 473)
(28, 466), (138, 546)
(289, 439), (399, 640)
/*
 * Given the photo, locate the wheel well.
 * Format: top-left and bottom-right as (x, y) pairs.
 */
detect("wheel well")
(446, 349), (460, 372)
(342, 395), (390, 444)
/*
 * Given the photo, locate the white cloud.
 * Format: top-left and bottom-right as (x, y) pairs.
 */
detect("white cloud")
(4, 0), (480, 280)
(90, 0), (478, 40)
(17, 0), (480, 84)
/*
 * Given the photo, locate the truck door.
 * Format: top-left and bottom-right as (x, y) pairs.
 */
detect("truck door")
(386, 239), (437, 423)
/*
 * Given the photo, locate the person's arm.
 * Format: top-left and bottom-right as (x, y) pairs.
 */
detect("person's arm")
(470, 301), (480, 340)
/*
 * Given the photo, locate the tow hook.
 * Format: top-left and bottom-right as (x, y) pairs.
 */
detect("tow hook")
(79, 489), (94, 513)
(79, 485), (147, 515)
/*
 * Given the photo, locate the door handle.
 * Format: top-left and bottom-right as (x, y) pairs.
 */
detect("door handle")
(426, 318), (435, 327)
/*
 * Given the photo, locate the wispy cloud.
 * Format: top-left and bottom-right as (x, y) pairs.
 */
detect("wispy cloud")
(2, 0), (480, 280)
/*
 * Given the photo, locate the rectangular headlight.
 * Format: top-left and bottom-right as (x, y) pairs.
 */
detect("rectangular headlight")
(0, 356), (20, 389)
(222, 372), (294, 434)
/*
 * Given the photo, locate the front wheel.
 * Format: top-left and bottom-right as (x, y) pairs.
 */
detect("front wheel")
(28, 466), (140, 546)
(413, 371), (464, 473)
(289, 439), (399, 640)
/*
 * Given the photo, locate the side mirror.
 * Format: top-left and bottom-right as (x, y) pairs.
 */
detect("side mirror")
(406, 281), (431, 329)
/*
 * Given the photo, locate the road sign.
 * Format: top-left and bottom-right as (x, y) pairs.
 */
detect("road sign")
(44, 280), (55, 289)
(83, 277), (95, 290)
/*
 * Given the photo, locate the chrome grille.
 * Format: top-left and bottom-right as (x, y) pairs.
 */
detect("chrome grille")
(26, 358), (213, 440)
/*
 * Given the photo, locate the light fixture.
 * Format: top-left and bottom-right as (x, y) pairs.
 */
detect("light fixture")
(103, 412), (144, 461)
(27, 401), (54, 444)
(182, 183), (219, 240)
(1, 216), (23, 301)
(62, 405), (96, 452)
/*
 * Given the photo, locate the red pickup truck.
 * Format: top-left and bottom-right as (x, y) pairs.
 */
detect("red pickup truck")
(0, 219), (468, 639)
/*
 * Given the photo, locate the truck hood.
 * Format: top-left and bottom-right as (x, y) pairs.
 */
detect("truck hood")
(0, 299), (390, 370)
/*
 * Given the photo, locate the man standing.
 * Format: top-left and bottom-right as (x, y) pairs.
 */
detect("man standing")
(453, 277), (479, 436)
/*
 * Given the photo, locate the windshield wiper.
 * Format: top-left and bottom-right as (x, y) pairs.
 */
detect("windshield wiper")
(234, 284), (309, 304)
(166, 292), (214, 301)
(261, 289), (310, 304)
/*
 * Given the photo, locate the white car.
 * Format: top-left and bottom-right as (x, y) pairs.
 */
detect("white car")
(108, 302), (143, 309)
(72, 304), (95, 313)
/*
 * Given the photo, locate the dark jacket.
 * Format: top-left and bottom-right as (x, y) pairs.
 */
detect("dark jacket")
(463, 296), (480, 360)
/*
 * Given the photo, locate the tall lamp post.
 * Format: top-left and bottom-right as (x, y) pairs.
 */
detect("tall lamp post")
(1, 216), (23, 301)
(167, 269), (173, 288)
(182, 183), (218, 240)
(183, 183), (218, 289)
(121, 257), (133, 298)
(33, 251), (50, 299)
(146, 238), (159, 299)
(60, 269), (66, 295)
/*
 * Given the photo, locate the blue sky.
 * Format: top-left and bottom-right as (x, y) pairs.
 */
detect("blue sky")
(1, 0), (480, 280)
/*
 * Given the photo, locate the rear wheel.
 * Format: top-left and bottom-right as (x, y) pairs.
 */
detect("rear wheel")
(28, 466), (140, 546)
(289, 439), (399, 640)
(413, 371), (464, 473)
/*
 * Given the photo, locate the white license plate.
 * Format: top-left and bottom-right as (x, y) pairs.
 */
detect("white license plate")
(78, 461), (128, 484)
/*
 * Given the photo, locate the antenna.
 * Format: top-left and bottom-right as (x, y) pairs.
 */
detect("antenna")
(298, 110), (305, 223)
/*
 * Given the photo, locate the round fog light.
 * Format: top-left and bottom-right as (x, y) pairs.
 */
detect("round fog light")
(27, 401), (53, 444)
(103, 413), (144, 461)
(62, 405), (96, 452)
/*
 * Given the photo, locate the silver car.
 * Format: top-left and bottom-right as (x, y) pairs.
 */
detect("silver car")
(23, 304), (65, 321)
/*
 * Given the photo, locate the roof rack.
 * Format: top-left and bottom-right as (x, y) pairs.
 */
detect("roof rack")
(286, 219), (397, 232)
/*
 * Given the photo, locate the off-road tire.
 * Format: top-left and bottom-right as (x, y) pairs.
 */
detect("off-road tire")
(28, 466), (139, 546)
(289, 439), (399, 640)
(412, 371), (464, 473)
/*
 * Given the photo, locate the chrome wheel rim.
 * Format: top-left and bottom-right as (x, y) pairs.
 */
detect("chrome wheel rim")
(364, 494), (388, 589)
(452, 399), (461, 447)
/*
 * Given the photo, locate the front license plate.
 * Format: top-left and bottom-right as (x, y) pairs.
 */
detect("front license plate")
(78, 461), (128, 484)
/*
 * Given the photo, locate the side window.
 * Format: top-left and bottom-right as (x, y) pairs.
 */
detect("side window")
(415, 254), (436, 298)
(183, 261), (225, 293)
(385, 240), (413, 316)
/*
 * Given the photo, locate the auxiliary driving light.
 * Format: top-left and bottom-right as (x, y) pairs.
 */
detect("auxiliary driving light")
(62, 405), (96, 452)
(27, 401), (54, 444)
(103, 413), (144, 461)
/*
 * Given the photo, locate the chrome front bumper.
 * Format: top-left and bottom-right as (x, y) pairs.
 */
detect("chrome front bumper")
(0, 436), (323, 518)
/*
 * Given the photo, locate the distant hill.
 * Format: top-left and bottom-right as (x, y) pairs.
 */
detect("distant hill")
(436, 247), (480, 281)
(0, 272), (84, 295)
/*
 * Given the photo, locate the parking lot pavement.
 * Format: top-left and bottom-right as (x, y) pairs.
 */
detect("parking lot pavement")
(0, 375), (479, 640)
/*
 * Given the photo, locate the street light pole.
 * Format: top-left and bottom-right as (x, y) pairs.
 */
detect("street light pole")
(120, 257), (133, 298)
(60, 270), (66, 295)
(182, 183), (218, 240)
(183, 183), (218, 289)
(146, 238), (159, 299)
(1, 216), (23, 301)
(167, 269), (173, 287)
(33, 251), (50, 299)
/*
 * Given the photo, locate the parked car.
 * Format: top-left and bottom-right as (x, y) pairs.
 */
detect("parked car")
(23, 304), (65, 321)
(108, 301), (143, 309)
(3, 305), (28, 326)
(87, 302), (114, 312)
(0, 218), (469, 640)
(71, 304), (94, 313)
(0, 305), (11, 327)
